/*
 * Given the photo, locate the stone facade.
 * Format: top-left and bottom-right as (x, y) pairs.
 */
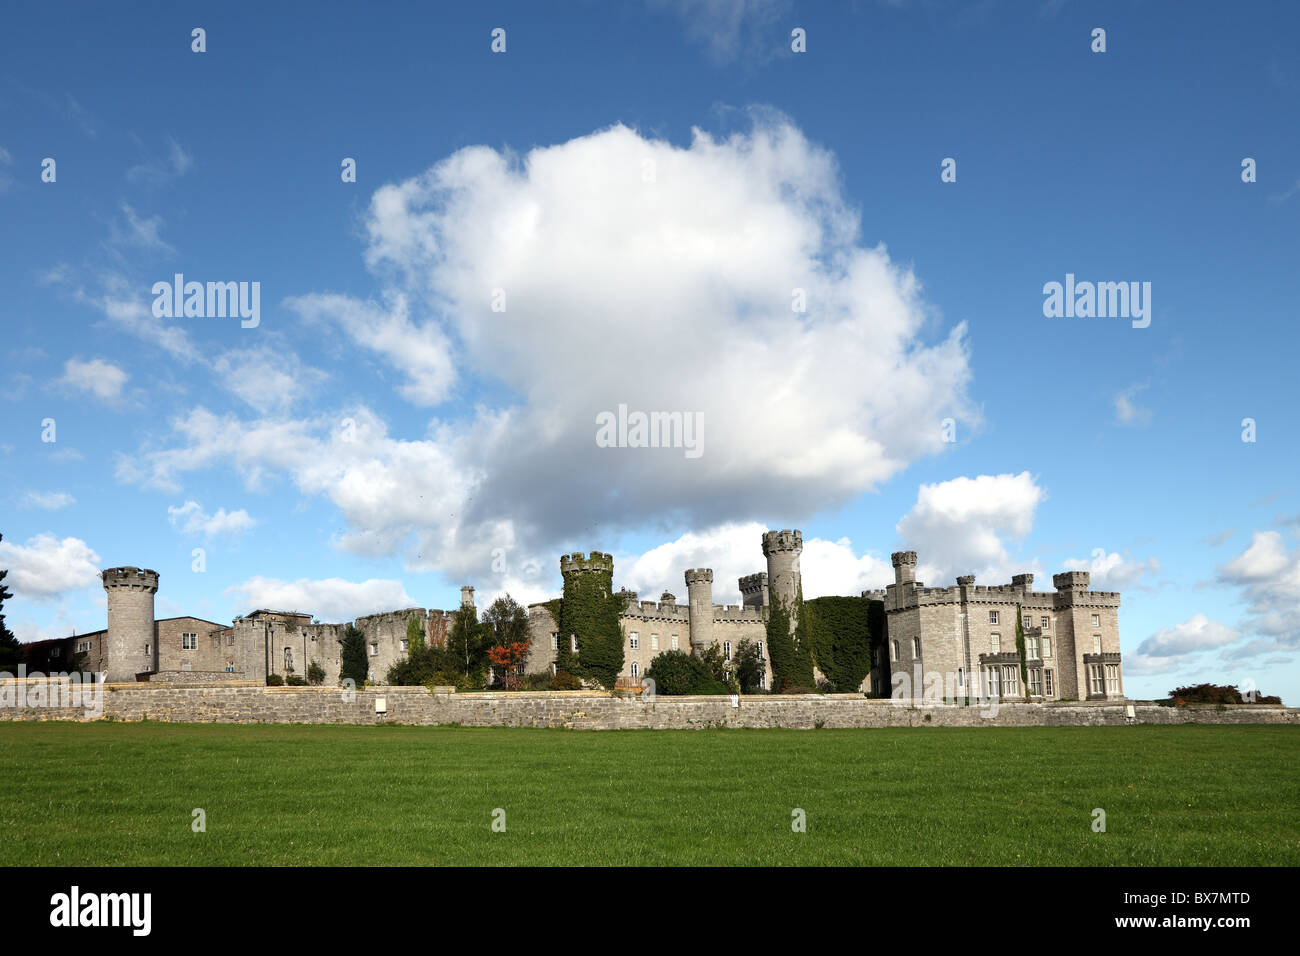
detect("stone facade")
(870, 553), (1124, 702)
(27, 531), (1125, 699)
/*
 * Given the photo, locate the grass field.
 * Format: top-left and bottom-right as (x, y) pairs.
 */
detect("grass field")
(1, 722), (1296, 866)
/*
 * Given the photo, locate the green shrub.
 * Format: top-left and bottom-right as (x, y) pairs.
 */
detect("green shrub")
(644, 651), (721, 696)
(286, 675), (307, 686)
(306, 662), (326, 685)
(550, 670), (582, 691)
(265, 674), (284, 686)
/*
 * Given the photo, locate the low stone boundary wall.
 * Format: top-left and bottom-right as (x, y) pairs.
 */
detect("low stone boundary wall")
(141, 670), (249, 683)
(0, 681), (1296, 729)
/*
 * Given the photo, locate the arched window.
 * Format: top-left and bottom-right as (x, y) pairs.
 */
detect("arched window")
(630, 661), (639, 678)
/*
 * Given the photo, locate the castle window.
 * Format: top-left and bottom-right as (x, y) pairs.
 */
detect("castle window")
(183, 633), (197, 650)
(630, 661), (639, 679)
(228, 635), (235, 645)
(1092, 614), (1101, 627)
(1044, 669), (1054, 696)
(1042, 636), (1052, 658)
(400, 639), (409, 653)
(1041, 617), (1050, 629)
(1026, 634), (1040, 658)
(891, 640), (899, 661)
(759, 671), (767, 690)
(1028, 668), (1043, 696)
(651, 634), (659, 651)
(629, 633), (639, 650)
(51, 646), (62, 658)
(1002, 665), (1019, 697)
(912, 636), (921, 658)
(724, 641), (732, 661)
(144, 644), (150, 656)
(671, 635), (679, 651)
(985, 667), (1001, 698)
(571, 635), (578, 653)
(957, 667), (965, 692)
(989, 610), (999, 625)
(1093, 634), (1102, 654)
(1089, 664), (1105, 696)
(757, 641), (764, 660)
(1105, 664), (1120, 695)
(990, 633), (1001, 654)
(550, 632), (559, 651)
(369, 643), (379, 657)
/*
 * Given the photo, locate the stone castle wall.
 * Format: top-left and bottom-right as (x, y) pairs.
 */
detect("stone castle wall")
(1, 680), (1294, 729)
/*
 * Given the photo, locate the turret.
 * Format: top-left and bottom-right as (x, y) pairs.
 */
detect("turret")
(102, 567), (159, 681)
(1053, 571), (1089, 593)
(762, 530), (802, 609)
(892, 551), (917, 587)
(460, 585), (475, 609)
(739, 572), (769, 609)
(1011, 573), (1034, 593)
(684, 568), (714, 655)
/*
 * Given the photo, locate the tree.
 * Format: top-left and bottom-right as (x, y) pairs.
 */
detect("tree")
(447, 605), (486, 679)
(339, 625), (368, 686)
(482, 595), (531, 688)
(487, 642), (531, 690)
(733, 639), (765, 693)
(1015, 606), (1030, 701)
(0, 535), (20, 672)
(307, 661), (326, 685)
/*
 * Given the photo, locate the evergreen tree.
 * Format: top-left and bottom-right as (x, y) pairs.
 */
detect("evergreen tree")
(447, 605), (486, 678)
(1015, 605), (1029, 701)
(339, 624), (368, 686)
(0, 535), (20, 672)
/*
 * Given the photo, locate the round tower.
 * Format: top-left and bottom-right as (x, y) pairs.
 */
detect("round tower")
(684, 568), (714, 656)
(102, 567), (159, 681)
(460, 585), (475, 609)
(762, 529), (803, 611)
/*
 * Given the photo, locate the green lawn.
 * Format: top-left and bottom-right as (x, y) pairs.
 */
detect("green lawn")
(1, 722), (1296, 865)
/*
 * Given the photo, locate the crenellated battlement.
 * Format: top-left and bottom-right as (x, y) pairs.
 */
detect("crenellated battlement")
(684, 568), (713, 585)
(561, 551), (614, 576)
(739, 572), (767, 593)
(102, 567), (159, 592)
(762, 529), (802, 555)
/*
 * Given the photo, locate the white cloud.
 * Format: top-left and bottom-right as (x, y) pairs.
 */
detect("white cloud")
(126, 136), (192, 185)
(1063, 547), (1160, 590)
(0, 534), (101, 600)
(896, 472), (1045, 584)
(212, 344), (330, 415)
(1113, 383), (1152, 426)
(107, 203), (173, 254)
(166, 500), (257, 537)
(118, 118), (975, 582)
(284, 293), (454, 407)
(1136, 614), (1239, 658)
(225, 576), (415, 622)
(20, 491), (76, 510)
(1215, 530), (1300, 657)
(56, 357), (129, 401)
(649, 0), (792, 64)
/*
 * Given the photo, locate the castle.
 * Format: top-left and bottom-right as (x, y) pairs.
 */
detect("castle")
(25, 530), (1125, 701)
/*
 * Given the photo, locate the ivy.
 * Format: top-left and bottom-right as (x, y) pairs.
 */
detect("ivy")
(557, 568), (624, 690)
(766, 591), (814, 691)
(803, 595), (875, 693)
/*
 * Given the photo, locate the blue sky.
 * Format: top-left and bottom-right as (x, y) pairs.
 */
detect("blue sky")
(1, 0), (1297, 702)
